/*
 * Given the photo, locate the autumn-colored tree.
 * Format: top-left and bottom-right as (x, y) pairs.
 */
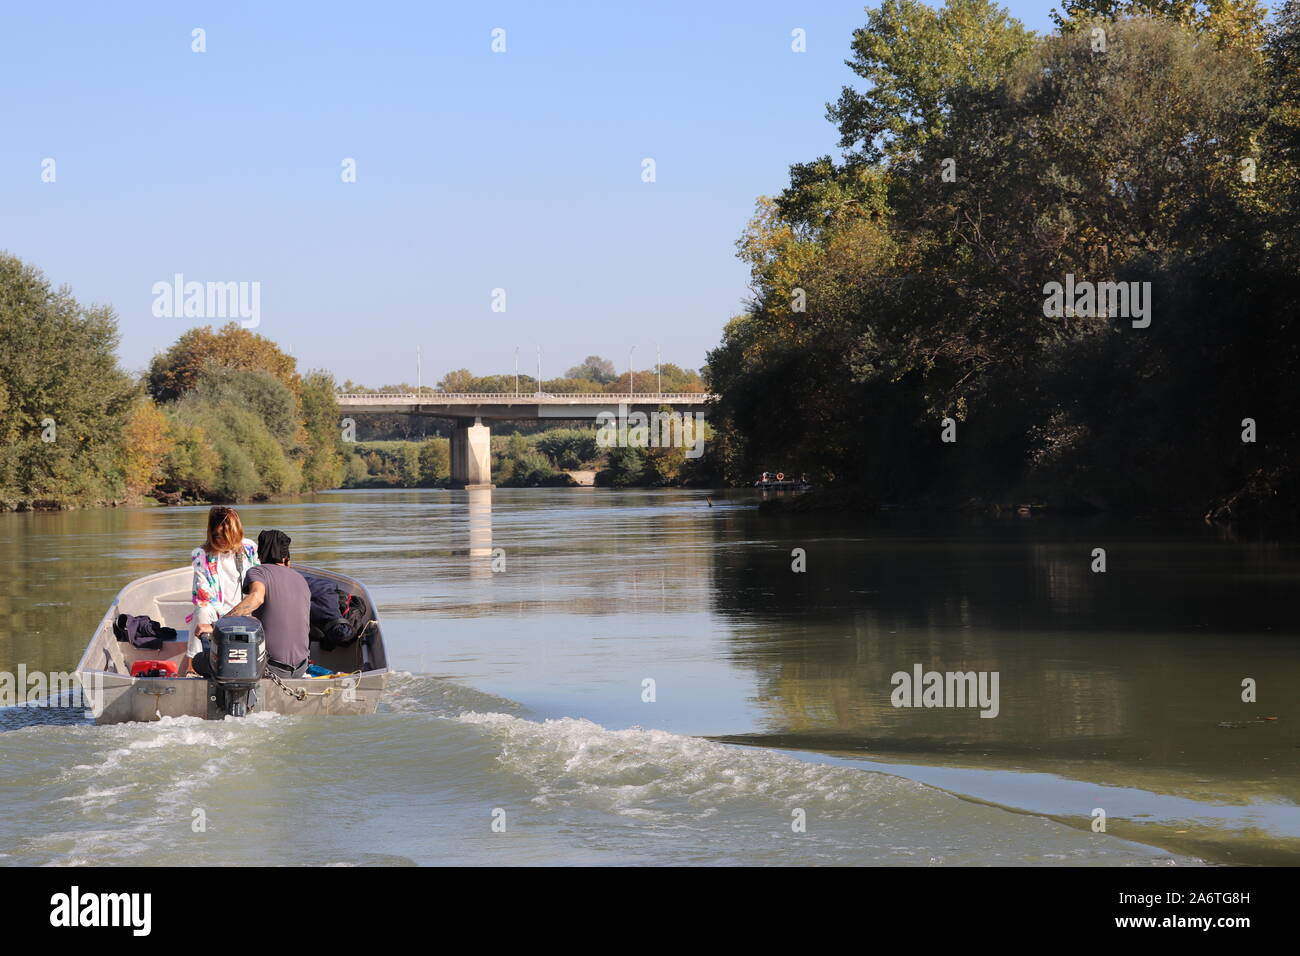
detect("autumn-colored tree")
(120, 399), (173, 497)
(437, 368), (475, 392)
(146, 322), (300, 402)
(1053, 0), (1268, 49)
(604, 366), (705, 394)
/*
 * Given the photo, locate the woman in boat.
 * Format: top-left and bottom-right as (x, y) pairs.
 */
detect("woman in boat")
(179, 506), (260, 677)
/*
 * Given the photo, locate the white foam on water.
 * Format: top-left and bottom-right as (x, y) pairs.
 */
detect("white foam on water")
(63, 711), (285, 781)
(0, 676), (1201, 865)
(459, 711), (903, 815)
(455, 710), (1198, 865)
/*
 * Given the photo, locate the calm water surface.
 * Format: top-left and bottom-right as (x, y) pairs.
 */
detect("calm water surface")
(1, 489), (1296, 865)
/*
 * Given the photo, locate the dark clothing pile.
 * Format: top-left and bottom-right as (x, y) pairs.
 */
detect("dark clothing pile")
(113, 614), (177, 650)
(299, 573), (370, 650)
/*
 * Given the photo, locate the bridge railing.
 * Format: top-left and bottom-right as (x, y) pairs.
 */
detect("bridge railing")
(335, 392), (715, 402)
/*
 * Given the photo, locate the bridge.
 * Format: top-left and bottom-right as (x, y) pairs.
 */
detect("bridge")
(336, 392), (715, 488)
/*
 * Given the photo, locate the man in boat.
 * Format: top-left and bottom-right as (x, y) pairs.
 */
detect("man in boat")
(195, 529), (312, 679)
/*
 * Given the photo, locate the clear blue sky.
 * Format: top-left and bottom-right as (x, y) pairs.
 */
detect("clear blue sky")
(2, 1), (1068, 386)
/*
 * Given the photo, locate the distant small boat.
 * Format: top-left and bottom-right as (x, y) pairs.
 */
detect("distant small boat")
(754, 471), (811, 491)
(75, 565), (389, 725)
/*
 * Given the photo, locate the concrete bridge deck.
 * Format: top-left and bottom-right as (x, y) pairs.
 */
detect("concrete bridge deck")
(336, 392), (713, 420)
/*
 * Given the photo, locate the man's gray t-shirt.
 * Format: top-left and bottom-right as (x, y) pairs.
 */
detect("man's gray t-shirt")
(243, 564), (311, 667)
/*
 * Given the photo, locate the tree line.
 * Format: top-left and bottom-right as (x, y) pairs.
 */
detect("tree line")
(0, 258), (345, 509)
(0, 256), (712, 507)
(340, 354), (707, 397)
(704, 0), (1299, 521)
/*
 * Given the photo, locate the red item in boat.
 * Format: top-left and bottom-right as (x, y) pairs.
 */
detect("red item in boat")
(130, 660), (179, 678)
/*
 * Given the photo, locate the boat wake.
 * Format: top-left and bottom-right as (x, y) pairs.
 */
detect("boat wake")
(450, 709), (1197, 866)
(0, 672), (1198, 866)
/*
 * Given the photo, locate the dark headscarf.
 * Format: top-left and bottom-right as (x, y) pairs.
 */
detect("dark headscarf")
(257, 529), (292, 565)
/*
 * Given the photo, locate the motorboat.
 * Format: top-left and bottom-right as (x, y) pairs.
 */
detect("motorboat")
(75, 565), (388, 724)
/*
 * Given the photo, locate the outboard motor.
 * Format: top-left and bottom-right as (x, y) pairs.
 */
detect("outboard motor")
(209, 615), (266, 717)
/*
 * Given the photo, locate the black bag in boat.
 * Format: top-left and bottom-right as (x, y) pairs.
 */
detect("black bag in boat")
(326, 590), (370, 650)
(113, 614), (178, 650)
(301, 573), (370, 650)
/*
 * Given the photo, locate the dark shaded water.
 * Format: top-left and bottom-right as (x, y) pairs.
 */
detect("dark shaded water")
(0, 489), (1295, 865)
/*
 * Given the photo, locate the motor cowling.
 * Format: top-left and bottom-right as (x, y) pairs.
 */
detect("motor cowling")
(210, 615), (266, 717)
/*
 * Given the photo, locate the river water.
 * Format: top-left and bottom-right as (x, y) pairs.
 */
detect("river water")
(0, 489), (1296, 866)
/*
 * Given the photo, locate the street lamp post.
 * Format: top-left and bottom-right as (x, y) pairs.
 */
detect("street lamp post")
(629, 346), (636, 395)
(536, 346), (542, 396)
(656, 342), (661, 396)
(514, 347), (519, 397)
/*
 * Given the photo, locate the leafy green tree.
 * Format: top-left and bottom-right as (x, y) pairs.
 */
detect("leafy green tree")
(300, 370), (344, 491)
(541, 376), (605, 393)
(234, 405), (300, 494)
(397, 444), (421, 486)
(340, 441), (440, 486)
(535, 428), (599, 469)
(342, 452), (369, 486)
(191, 366), (300, 447)
(160, 422), (220, 497)
(595, 446), (647, 487)
(501, 448), (560, 486)
(565, 355), (617, 383)
(1265, 0), (1300, 252)
(418, 438), (449, 484)
(167, 397), (298, 500)
(209, 433), (262, 502)
(828, 0), (1035, 166)
(639, 407), (712, 486)
(0, 253), (135, 505)
(463, 374), (517, 393)
(708, 5), (1288, 516)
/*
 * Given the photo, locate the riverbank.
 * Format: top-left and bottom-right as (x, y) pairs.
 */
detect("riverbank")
(755, 484), (1299, 527)
(0, 496), (129, 513)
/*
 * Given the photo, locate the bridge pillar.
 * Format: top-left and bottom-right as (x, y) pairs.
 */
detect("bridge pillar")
(450, 417), (493, 489)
